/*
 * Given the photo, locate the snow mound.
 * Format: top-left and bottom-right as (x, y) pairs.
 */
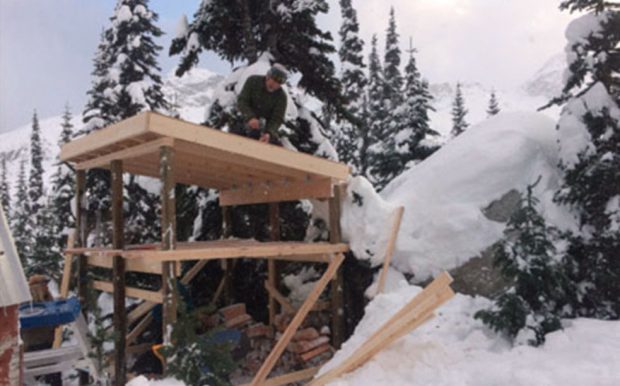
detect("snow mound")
(381, 111), (562, 281)
(320, 283), (620, 385)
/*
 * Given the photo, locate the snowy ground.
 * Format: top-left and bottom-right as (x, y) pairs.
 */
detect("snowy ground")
(318, 279), (620, 386)
(129, 280), (620, 386)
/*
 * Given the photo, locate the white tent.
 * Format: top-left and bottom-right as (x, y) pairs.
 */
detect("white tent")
(0, 206), (31, 307)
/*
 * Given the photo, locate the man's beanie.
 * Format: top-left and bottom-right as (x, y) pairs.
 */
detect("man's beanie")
(267, 63), (288, 84)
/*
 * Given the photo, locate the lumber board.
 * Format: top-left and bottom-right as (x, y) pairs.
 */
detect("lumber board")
(123, 241), (348, 262)
(126, 313), (154, 347)
(148, 112), (350, 181)
(250, 253), (345, 386)
(87, 254), (163, 274)
(74, 137), (174, 170)
(92, 280), (163, 303)
(220, 178), (333, 206)
(264, 281), (295, 314)
(61, 113), (149, 161)
(238, 366), (320, 386)
(329, 183), (344, 348)
(160, 145), (177, 351)
(376, 206), (405, 295)
(127, 301), (157, 325)
(310, 277), (454, 386)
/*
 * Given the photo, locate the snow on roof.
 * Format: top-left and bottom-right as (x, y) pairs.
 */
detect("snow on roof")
(0, 206), (31, 307)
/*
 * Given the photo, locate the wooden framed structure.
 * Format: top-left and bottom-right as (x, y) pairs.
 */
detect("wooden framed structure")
(60, 112), (350, 385)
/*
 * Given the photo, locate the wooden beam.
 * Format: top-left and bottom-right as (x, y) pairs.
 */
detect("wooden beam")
(329, 183), (344, 349)
(250, 253), (345, 386)
(148, 112), (350, 181)
(264, 281), (295, 315)
(75, 137), (174, 170)
(75, 170), (88, 311)
(219, 178), (333, 206)
(309, 273), (454, 386)
(123, 241), (348, 263)
(160, 145), (177, 350)
(87, 254), (163, 274)
(127, 301), (157, 325)
(111, 160), (127, 386)
(92, 281), (163, 303)
(268, 203), (280, 325)
(126, 313), (153, 347)
(61, 113), (149, 162)
(376, 206), (404, 295)
(238, 366), (319, 386)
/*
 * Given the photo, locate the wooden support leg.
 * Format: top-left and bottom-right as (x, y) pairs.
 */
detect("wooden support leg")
(329, 184), (344, 348)
(250, 253), (345, 386)
(160, 146), (177, 353)
(111, 160), (127, 386)
(268, 203), (280, 326)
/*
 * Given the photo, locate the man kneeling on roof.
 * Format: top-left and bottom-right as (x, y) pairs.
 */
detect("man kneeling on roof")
(236, 63), (288, 144)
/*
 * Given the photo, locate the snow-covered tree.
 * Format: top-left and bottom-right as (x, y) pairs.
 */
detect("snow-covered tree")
(81, 0), (168, 246)
(398, 40), (438, 167)
(170, 0), (346, 116)
(28, 111), (44, 220)
(366, 34), (392, 189)
(476, 178), (569, 345)
(333, 0), (368, 173)
(551, 1), (620, 319)
(0, 156), (10, 216)
(382, 7), (403, 109)
(487, 90), (501, 116)
(451, 83), (469, 137)
(12, 157), (30, 267)
(50, 105), (75, 253)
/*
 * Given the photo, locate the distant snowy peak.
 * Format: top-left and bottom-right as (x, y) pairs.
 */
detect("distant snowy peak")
(522, 53), (566, 98)
(163, 67), (224, 123)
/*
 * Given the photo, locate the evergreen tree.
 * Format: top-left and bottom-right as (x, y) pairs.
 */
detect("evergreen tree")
(475, 178), (570, 345)
(333, 0), (368, 173)
(366, 34), (391, 189)
(12, 157), (31, 268)
(0, 156), (10, 217)
(399, 39), (438, 167)
(170, 0), (346, 116)
(81, 0), (168, 247)
(382, 7), (403, 109)
(50, 105), (76, 255)
(26, 110), (57, 276)
(451, 83), (469, 137)
(551, 1), (620, 319)
(28, 110), (44, 220)
(487, 90), (501, 116)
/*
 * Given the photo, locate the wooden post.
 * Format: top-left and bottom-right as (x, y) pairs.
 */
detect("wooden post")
(376, 206), (405, 295)
(268, 202), (280, 325)
(111, 160), (126, 386)
(160, 146), (177, 351)
(329, 184), (344, 349)
(75, 170), (87, 309)
(250, 253), (345, 386)
(222, 206), (233, 304)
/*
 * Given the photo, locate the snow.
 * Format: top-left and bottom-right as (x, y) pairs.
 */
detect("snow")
(381, 112), (569, 281)
(557, 82), (620, 168)
(341, 176), (398, 267)
(127, 376), (186, 386)
(320, 282), (620, 386)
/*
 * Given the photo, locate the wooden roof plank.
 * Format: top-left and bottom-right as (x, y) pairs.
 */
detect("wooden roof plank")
(60, 113), (150, 161)
(147, 112), (349, 181)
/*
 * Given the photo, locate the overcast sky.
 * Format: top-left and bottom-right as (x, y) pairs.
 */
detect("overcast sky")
(0, 0), (576, 133)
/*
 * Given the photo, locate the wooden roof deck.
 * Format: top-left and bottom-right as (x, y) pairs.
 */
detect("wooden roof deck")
(60, 112), (350, 205)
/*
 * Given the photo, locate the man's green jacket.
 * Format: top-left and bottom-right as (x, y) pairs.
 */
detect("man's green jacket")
(237, 75), (287, 139)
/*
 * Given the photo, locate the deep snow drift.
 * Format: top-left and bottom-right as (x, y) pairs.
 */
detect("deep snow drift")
(381, 111), (573, 281)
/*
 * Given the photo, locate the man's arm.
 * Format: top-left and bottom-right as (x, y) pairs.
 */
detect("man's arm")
(237, 77), (256, 121)
(265, 93), (287, 139)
